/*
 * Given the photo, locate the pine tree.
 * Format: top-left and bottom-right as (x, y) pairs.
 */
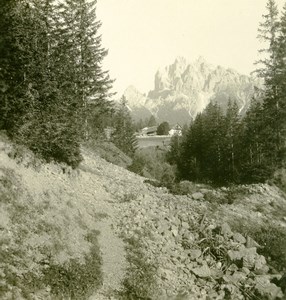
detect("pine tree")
(223, 100), (241, 182)
(60, 0), (113, 140)
(177, 113), (204, 181)
(147, 115), (157, 127)
(111, 97), (138, 157)
(0, 0), (45, 134)
(256, 0), (286, 169)
(275, 3), (286, 162)
(256, 0), (280, 81)
(240, 99), (273, 182)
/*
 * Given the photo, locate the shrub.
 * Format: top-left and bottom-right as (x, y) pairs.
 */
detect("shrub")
(128, 154), (146, 176)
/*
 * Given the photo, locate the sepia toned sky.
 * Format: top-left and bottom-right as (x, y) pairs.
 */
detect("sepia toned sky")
(97, 0), (285, 96)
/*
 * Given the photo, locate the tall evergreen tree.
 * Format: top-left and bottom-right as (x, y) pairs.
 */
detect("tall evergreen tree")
(256, 0), (280, 81)
(0, 0), (45, 134)
(240, 99), (273, 182)
(223, 100), (241, 182)
(256, 0), (286, 169)
(60, 0), (113, 140)
(111, 97), (138, 157)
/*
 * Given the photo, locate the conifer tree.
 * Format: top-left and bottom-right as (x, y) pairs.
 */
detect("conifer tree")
(60, 0), (113, 140)
(111, 97), (138, 157)
(223, 100), (241, 181)
(147, 115), (157, 127)
(240, 99), (272, 182)
(255, 0), (286, 169)
(256, 0), (280, 81)
(179, 113), (204, 181)
(0, 0), (45, 134)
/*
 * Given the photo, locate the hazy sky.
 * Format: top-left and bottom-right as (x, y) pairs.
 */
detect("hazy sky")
(97, 0), (285, 96)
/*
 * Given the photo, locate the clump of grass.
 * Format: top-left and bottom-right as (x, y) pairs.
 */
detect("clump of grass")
(42, 230), (102, 299)
(119, 236), (158, 300)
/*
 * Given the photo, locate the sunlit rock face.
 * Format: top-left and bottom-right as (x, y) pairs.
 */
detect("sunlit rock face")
(123, 57), (262, 124)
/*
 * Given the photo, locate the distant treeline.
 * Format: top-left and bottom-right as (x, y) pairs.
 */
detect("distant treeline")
(167, 0), (286, 185)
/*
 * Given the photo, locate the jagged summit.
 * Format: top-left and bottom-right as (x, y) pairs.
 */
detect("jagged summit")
(123, 57), (261, 124)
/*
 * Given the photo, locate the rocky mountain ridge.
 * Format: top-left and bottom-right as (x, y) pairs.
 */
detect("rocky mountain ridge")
(124, 57), (262, 124)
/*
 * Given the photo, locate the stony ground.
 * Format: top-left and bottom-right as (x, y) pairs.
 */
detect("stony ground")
(1, 138), (286, 299)
(81, 148), (286, 299)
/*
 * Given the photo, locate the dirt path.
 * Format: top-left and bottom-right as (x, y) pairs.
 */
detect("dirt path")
(89, 215), (127, 299)
(77, 157), (128, 299)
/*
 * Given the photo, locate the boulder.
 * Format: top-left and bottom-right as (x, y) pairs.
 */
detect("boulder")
(246, 236), (262, 248)
(181, 221), (189, 229)
(223, 271), (247, 284)
(243, 253), (257, 269)
(254, 255), (269, 274)
(191, 192), (204, 200)
(188, 249), (202, 260)
(254, 276), (283, 299)
(221, 223), (233, 237)
(192, 264), (212, 278)
(233, 232), (246, 244)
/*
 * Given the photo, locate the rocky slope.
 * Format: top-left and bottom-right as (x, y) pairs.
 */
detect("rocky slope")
(1, 135), (285, 299)
(124, 57), (262, 124)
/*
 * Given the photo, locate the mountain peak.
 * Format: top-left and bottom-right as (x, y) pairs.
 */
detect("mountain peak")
(124, 85), (141, 94)
(124, 57), (262, 124)
(195, 56), (207, 64)
(174, 56), (187, 65)
(123, 85), (146, 108)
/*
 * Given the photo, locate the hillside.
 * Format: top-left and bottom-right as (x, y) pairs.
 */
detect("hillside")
(1, 134), (286, 299)
(123, 57), (262, 124)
